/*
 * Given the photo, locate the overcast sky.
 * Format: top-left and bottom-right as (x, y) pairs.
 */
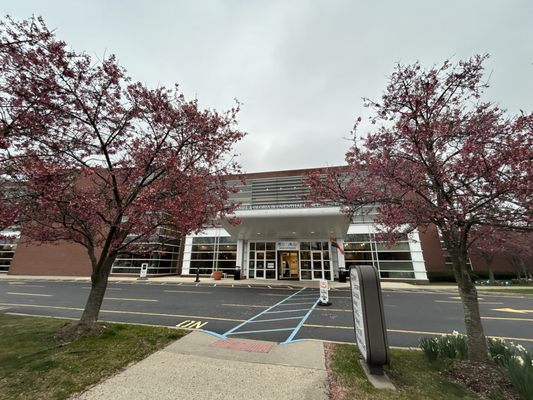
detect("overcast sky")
(4, 1), (533, 172)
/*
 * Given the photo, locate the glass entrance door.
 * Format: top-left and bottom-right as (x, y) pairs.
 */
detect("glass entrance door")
(278, 251), (299, 279)
(311, 251), (323, 280)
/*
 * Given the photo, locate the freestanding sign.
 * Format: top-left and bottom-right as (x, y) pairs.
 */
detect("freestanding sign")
(350, 265), (389, 375)
(139, 263), (148, 280)
(318, 279), (331, 306)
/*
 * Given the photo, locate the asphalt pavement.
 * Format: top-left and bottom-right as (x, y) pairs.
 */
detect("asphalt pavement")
(0, 277), (532, 350)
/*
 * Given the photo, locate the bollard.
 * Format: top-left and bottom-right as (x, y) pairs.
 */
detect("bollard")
(195, 267), (200, 283)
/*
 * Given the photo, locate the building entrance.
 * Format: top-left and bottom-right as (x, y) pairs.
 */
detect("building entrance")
(278, 251), (299, 280)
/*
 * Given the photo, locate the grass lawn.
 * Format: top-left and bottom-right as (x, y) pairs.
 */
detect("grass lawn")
(330, 344), (478, 400)
(0, 313), (187, 400)
(478, 288), (533, 296)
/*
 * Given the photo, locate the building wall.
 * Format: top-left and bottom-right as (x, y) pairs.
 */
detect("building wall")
(9, 238), (92, 276)
(418, 225), (448, 273)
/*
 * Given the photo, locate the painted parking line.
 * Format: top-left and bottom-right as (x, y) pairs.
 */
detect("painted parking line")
(223, 288), (306, 337)
(304, 323), (352, 330)
(82, 287), (123, 291)
(7, 292), (52, 297)
(0, 302), (245, 322)
(164, 290), (212, 294)
(300, 323), (533, 343)
(282, 298), (320, 344)
(7, 283), (47, 288)
(264, 308), (310, 314)
(482, 316), (533, 322)
(246, 316), (303, 324)
(435, 300), (504, 305)
(105, 297), (158, 302)
(221, 303), (268, 308)
(227, 328), (295, 336)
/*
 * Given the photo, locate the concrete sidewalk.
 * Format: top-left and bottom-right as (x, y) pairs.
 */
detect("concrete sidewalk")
(5, 273), (531, 291)
(0, 273), (420, 289)
(74, 331), (329, 400)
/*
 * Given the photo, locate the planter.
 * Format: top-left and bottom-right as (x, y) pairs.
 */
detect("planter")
(212, 271), (223, 280)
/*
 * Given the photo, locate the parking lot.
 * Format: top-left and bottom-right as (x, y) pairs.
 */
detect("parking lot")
(1, 278), (532, 349)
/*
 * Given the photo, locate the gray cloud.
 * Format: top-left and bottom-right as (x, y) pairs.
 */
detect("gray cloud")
(4, 0), (532, 172)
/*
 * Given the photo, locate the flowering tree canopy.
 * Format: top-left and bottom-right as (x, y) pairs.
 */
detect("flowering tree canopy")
(309, 55), (532, 362)
(0, 16), (245, 328)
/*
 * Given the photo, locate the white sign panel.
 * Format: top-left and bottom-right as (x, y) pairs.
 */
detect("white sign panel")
(276, 241), (300, 251)
(140, 263), (148, 279)
(319, 279), (329, 304)
(267, 262), (275, 269)
(350, 270), (367, 360)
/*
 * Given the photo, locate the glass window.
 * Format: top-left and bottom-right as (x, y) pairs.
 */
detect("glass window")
(378, 261), (414, 271)
(192, 244), (215, 252)
(344, 242), (371, 251)
(345, 234), (370, 242)
(300, 242), (310, 250)
(380, 271), (415, 279)
(375, 242), (410, 251)
(300, 270), (312, 280)
(311, 242), (321, 250)
(344, 252), (373, 261)
(378, 252), (412, 261)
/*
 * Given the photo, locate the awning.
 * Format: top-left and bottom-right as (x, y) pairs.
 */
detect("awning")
(219, 207), (351, 241)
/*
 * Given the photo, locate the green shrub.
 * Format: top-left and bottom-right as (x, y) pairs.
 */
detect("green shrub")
(419, 331), (467, 361)
(487, 337), (514, 365)
(419, 337), (440, 361)
(421, 334), (533, 400)
(503, 353), (533, 400)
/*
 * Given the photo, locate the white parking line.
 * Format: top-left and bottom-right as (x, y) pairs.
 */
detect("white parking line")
(7, 292), (52, 297)
(105, 297), (158, 302)
(264, 308), (309, 314)
(164, 290), (212, 294)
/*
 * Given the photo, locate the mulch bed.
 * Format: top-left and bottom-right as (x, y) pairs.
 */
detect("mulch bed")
(443, 360), (520, 400)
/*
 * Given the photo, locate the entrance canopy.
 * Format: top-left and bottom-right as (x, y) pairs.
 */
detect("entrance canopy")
(220, 207), (351, 241)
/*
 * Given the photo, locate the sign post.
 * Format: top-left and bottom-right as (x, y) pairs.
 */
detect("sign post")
(350, 265), (389, 375)
(318, 279), (331, 306)
(139, 263), (148, 280)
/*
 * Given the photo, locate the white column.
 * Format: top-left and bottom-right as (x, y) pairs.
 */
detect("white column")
(337, 238), (346, 272)
(236, 239), (244, 268)
(408, 229), (428, 281)
(181, 236), (193, 275)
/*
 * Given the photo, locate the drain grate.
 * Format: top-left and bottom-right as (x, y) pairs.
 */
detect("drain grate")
(211, 339), (274, 353)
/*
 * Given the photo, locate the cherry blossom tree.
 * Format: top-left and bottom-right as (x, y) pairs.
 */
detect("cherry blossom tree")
(499, 231), (533, 280)
(309, 55), (532, 362)
(0, 16), (244, 331)
(469, 227), (508, 283)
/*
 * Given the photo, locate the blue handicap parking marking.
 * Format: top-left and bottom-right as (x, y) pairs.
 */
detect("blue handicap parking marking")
(213, 288), (321, 343)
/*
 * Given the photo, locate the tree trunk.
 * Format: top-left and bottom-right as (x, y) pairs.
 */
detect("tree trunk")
(482, 254), (495, 284)
(451, 254), (490, 362)
(79, 256), (116, 327)
(488, 265), (495, 285)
